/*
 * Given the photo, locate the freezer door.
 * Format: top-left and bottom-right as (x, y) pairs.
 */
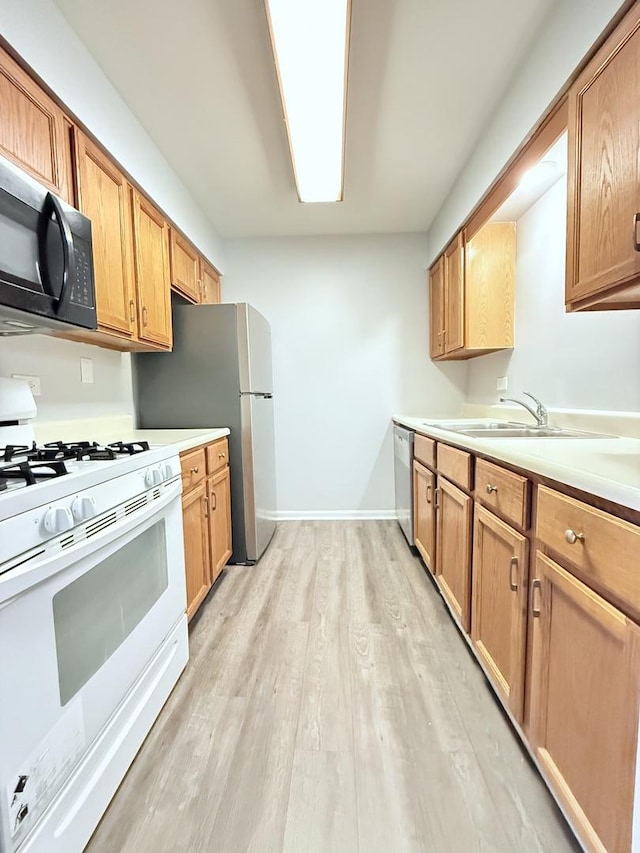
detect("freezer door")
(241, 393), (277, 561)
(238, 303), (273, 394)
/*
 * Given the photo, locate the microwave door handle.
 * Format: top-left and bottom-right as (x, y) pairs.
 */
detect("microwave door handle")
(39, 192), (76, 314)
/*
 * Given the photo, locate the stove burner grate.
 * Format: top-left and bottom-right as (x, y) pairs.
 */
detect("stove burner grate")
(0, 460), (69, 490)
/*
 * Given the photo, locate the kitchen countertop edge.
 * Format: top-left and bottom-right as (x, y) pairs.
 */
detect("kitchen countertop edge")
(394, 416), (640, 513)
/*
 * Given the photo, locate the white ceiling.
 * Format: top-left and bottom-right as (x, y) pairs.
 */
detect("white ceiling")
(54, 0), (558, 239)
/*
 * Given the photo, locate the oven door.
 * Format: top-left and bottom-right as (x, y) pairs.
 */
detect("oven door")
(0, 480), (185, 851)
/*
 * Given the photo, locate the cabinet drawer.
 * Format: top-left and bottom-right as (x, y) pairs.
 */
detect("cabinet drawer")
(536, 486), (640, 617)
(206, 438), (229, 474)
(180, 447), (207, 492)
(476, 458), (529, 529)
(437, 443), (471, 491)
(414, 434), (435, 469)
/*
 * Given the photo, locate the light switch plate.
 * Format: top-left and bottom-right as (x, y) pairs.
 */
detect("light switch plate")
(497, 376), (508, 392)
(80, 358), (94, 384)
(11, 374), (41, 396)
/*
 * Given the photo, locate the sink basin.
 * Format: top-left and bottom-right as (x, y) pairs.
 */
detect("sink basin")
(426, 422), (615, 439)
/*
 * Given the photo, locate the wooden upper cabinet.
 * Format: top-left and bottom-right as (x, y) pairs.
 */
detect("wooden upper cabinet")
(529, 552), (640, 853)
(0, 47), (72, 202)
(465, 222), (515, 350)
(201, 260), (221, 304)
(131, 189), (172, 349)
(74, 131), (136, 339)
(429, 256), (445, 358)
(443, 233), (464, 354)
(566, 5), (640, 310)
(471, 505), (528, 721)
(170, 229), (201, 303)
(429, 224), (515, 361)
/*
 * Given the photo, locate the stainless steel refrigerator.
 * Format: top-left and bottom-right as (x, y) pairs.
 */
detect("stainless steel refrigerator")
(133, 302), (276, 564)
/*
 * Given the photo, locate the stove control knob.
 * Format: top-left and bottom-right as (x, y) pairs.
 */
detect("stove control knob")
(163, 463), (174, 481)
(72, 496), (97, 521)
(145, 466), (164, 488)
(43, 506), (74, 535)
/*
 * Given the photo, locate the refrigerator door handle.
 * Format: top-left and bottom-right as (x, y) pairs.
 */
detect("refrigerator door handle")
(240, 391), (273, 399)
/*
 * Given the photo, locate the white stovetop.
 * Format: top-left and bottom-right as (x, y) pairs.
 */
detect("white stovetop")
(32, 415), (230, 455)
(395, 406), (640, 512)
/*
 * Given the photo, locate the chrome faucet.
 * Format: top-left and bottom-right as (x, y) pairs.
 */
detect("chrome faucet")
(499, 391), (549, 428)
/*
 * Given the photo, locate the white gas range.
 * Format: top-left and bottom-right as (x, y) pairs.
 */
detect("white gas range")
(0, 379), (188, 853)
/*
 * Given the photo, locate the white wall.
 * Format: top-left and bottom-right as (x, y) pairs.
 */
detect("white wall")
(223, 234), (467, 517)
(0, 336), (134, 421)
(0, 0), (224, 271)
(426, 0), (624, 262)
(467, 177), (640, 412)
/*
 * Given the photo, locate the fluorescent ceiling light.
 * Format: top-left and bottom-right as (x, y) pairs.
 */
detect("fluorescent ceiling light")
(265, 0), (351, 203)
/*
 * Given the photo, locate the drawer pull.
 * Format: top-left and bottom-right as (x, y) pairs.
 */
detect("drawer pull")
(509, 556), (518, 591)
(486, 484), (498, 494)
(531, 579), (542, 617)
(564, 529), (585, 545)
(190, 466), (199, 474)
(426, 484), (432, 503)
(219, 452), (226, 459)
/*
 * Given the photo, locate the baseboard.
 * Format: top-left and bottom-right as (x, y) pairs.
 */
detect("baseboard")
(273, 510), (397, 521)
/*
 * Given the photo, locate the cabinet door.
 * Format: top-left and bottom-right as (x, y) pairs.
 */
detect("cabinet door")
(182, 482), (212, 620)
(208, 467), (232, 584)
(0, 47), (71, 201)
(170, 229), (201, 303)
(429, 257), (445, 358)
(131, 189), (172, 348)
(529, 552), (640, 853)
(471, 505), (528, 720)
(566, 8), (640, 305)
(75, 131), (136, 338)
(436, 476), (472, 630)
(413, 460), (436, 573)
(443, 232), (464, 354)
(201, 260), (221, 304)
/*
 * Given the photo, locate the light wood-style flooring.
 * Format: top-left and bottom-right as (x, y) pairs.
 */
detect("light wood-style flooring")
(87, 521), (579, 852)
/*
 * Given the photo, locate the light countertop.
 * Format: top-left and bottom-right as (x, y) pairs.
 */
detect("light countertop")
(394, 415), (640, 512)
(33, 415), (230, 456)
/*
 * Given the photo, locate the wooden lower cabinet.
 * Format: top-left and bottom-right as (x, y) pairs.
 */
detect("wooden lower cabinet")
(435, 475), (472, 630)
(413, 460), (436, 572)
(471, 504), (528, 720)
(180, 438), (233, 621)
(529, 552), (640, 853)
(181, 482), (211, 620)
(208, 466), (232, 583)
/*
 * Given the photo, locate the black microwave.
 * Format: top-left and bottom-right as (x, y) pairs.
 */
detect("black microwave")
(0, 156), (96, 336)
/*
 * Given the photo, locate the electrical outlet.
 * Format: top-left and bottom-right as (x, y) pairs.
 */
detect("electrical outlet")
(496, 376), (508, 392)
(11, 374), (41, 396)
(80, 358), (94, 384)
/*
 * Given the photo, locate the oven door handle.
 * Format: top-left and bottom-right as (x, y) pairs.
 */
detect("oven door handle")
(38, 192), (76, 315)
(0, 482), (182, 604)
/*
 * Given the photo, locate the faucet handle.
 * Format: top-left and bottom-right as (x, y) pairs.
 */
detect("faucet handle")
(523, 392), (548, 424)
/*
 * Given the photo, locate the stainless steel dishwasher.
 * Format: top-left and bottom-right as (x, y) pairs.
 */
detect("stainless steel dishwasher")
(393, 423), (414, 545)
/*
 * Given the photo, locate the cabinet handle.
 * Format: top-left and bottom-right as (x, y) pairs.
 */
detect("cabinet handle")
(211, 490), (217, 511)
(204, 496), (209, 517)
(197, 278), (202, 295)
(142, 306), (149, 327)
(218, 452), (226, 459)
(434, 488), (440, 509)
(531, 578), (542, 617)
(634, 213), (640, 251)
(426, 484), (432, 503)
(564, 529), (584, 545)
(129, 300), (135, 323)
(190, 466), (199, 474)
(509, 556), (518, 591)
(486, 484), (498, 494)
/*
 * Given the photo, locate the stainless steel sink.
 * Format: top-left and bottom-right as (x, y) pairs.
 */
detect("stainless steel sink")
(424, 421), (615, 439)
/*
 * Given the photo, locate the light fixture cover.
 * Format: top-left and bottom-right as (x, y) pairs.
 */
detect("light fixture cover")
(265, 0), (351, 203)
